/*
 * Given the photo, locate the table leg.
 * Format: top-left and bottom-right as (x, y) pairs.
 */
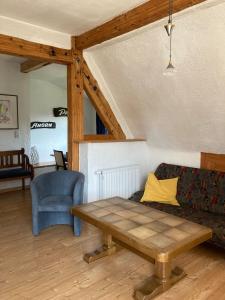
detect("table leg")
(134, 260), (186, 300)
(83, 233), (118, 264)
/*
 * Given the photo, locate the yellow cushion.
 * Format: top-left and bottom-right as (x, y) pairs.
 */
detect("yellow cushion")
(141, 173), (180, 206)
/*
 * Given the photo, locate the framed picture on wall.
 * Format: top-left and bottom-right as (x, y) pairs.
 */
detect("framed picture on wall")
(0, 94), (19, 129)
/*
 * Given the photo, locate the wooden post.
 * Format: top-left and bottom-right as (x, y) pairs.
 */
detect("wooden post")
(67, 37), (84, 170)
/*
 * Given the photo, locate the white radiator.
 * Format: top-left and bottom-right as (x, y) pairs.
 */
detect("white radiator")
(96, 165), (140, 200)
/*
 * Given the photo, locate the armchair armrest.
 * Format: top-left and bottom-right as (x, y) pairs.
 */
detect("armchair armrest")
(73, 175), (85, 206)
(31, 181), (40, 214)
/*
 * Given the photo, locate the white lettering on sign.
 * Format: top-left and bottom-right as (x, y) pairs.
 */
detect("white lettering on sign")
(30, 122), (56, 129)
(53, 107), (68, 117)
(58, 108), (67, 116)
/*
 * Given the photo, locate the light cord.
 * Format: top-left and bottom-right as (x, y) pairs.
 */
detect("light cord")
(169, 0), (173, 23)
(169, 31), (172, 62)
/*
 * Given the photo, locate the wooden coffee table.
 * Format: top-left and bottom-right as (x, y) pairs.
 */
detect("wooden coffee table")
(71, 197), (212, 300)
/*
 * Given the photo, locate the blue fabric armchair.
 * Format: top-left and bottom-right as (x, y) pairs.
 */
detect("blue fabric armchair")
(31, 170), (84, 236)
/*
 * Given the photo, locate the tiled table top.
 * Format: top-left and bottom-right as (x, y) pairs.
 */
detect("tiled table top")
(72, 197), (212, 259)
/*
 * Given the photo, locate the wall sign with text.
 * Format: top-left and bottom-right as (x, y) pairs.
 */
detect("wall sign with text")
(53, 107), (68, 117)
(30, 122), (56, 130)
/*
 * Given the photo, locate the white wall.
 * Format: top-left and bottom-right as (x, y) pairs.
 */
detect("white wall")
(2, 2), (222, 193)
(84, 1), (225, 167)
(79, 142), (202, 203)
(84, 53), (133, 138)
(30, 78), (67, 162)
(0, 57), (30, 189)
(29, 66), (98, 162)
(0, 59), (30, 152)
(148, 147), (200, 171)
(79, 141), (151, 203)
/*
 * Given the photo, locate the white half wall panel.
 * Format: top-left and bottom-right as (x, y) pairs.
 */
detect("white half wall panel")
(79, 141), (151, 203)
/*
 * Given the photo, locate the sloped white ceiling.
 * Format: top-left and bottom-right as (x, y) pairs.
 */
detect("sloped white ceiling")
(0, 54), (67, 89)
(30, 64), (67, 89)
(86, 1), (225, 153)
(0, 0), (147, 35)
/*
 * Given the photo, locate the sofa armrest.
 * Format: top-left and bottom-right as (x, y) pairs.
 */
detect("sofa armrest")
(129, 190), (144, 202)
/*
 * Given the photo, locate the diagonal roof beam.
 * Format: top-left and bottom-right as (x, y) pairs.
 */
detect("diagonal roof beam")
(21, 59), (50, 73)
(74, 0), (207, 50)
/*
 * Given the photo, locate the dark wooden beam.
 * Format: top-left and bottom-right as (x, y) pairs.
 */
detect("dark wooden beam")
(20, 59), (50, 73)
(75, 0), (207, 50)
(0, 34), (72, 64)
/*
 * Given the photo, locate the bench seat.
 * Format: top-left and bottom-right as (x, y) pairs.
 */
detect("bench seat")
(0, 148), (34, 190)
(0, 168), (32, 179)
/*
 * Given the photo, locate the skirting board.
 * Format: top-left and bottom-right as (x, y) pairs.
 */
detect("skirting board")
(0, 185), (30, 194)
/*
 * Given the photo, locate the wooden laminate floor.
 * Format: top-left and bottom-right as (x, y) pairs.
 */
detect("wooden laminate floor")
(0, 191), (225, 300)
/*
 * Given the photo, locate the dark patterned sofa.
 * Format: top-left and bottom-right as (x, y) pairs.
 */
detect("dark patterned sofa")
(129, 163), (225, 250)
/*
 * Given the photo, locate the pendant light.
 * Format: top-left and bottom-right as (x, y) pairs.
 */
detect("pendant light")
(164, 0), (176, 75)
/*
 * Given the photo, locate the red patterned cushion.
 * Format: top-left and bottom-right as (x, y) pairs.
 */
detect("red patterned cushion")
(154, 163), (225, 216)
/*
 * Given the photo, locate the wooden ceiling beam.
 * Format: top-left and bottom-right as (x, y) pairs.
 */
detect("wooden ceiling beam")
(0, 34), (73, 64)
(75, 0), (207, 50)
(20, 59), (50, 73)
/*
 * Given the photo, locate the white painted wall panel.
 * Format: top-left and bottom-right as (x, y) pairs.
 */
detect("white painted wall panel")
(0, 59), (30, 190)
(79, 141), (151, 203)
(30, 78), (67, 162)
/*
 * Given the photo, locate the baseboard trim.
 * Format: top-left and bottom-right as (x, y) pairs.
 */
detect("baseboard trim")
(0, 185), (30, 194)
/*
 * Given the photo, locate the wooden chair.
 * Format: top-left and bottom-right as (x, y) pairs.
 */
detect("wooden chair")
(53, 150), (67, 170)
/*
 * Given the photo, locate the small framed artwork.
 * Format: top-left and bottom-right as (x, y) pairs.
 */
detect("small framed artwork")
(0, 94), (19, 129)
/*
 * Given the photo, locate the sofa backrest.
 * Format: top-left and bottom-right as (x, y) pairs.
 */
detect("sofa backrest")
(155, 163), (225, 216)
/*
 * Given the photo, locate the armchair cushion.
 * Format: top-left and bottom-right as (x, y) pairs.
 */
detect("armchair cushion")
(38, 195), (73, 212)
